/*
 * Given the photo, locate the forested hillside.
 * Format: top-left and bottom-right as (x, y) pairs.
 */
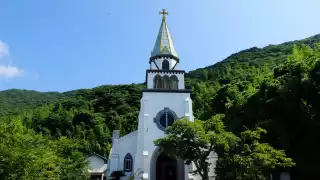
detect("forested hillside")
(0, 89), (76, 117)
(1, 34), (320, 179)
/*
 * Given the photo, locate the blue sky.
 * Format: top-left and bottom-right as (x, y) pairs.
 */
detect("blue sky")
(0, 0), (319, 92)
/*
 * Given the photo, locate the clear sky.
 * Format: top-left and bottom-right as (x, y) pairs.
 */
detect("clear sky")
(0, 0), (319, 92)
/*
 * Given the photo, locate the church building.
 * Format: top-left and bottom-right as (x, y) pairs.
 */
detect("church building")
(107, 10), (217, 180)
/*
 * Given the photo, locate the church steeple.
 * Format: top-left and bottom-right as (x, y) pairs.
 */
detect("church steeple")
(146, 9), (185, 91)
(151, 9), (178, 60)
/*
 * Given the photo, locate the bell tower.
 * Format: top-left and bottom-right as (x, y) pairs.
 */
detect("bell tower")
(146, 9), (185, 91)
(134, 9), (194, 180)
(150, 9), (179, 71)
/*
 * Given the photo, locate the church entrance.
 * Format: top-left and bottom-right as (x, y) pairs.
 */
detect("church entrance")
(156, 153), (177, 180)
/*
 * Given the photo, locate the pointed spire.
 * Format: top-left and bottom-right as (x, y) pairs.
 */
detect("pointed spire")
(151, 9), (178, 59)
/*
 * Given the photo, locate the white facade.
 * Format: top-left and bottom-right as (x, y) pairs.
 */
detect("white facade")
(135, 91), (193, 179)
(107, 11), (217, 180)
(108, 80), (218, 180)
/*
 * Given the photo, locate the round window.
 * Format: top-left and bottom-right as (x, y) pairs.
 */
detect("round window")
(154, 108), (178, 131)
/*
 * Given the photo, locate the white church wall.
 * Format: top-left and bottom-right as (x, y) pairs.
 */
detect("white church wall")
(136, 91), (193, 179)
(117, 131), (138, 171)
(108, 154), (119, 173)
(147, 71), (185, 89)
(184, 97), (194, 122)
(142, 91), (192, 142)
(208, 151), (218, 178)
(134, 102), (144, 173)
(109, 131), (120, 174)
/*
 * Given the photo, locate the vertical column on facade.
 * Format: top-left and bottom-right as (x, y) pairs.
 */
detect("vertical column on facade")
(142, 98), (149, 179)
(184, 97), (191, 121)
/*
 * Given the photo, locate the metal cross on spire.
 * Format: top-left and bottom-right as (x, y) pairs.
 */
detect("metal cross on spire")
(159, 9), (168, 19)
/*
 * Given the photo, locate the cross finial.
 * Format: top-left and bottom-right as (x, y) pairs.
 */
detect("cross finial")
(159, 9), (168, 19)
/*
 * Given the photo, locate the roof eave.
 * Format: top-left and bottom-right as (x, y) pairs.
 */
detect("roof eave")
(149, 54), (180, 63)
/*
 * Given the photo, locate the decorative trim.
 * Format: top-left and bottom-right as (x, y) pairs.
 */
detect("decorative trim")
(147, 69), (185, 74)
(153, 61), (160, 70)
(90, 152), (108, 161)
(143, 173), (149, 179)
(172, 61), (178, 70)
(142, 89), (192, 93)
(153, 107), (178, 132)
(149, 54), (179, 63)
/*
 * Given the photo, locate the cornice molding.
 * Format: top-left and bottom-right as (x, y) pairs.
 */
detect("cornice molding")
(142, 89), (192, 93)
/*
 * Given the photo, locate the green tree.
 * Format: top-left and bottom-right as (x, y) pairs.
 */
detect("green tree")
(223, 43), (320, 179)
(50, 137), (90, 180)
(0, 119), (89, 180)
(154, 115), (237, 180)
(216, 128), (295, 180)
(0, 119), (61, 179)
(154, 115), (294, 180)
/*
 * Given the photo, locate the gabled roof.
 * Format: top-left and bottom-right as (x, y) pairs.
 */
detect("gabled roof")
(90, 152), (108, 161)
(151, 13), (178, 59)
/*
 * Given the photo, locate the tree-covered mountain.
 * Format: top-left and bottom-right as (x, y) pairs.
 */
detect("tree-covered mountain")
(0, 89), (72, 117)
(2, 34), (319, 118)
(1, 33), (320, 179)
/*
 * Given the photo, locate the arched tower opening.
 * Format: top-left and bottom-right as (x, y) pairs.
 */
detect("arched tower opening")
(153, 74), (163, 89)
(162, 75), (170, 89)
(162, 60), (170, 70)
(170, 75), (179, 89)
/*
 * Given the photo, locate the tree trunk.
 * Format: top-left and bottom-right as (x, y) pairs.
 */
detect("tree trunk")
(194, 160), (210, 180)
(201, 174), (209, 180)
(201, 165), (209, 180)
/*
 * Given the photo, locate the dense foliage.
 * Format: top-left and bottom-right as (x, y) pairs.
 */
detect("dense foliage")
(17, 84), (143, 157)
(219, 43), (320, 179)
(1, 34), (320, 179)
(0, 119), (89, 180)
(0, 89), (67, 117)
(154, 115), (294, 180)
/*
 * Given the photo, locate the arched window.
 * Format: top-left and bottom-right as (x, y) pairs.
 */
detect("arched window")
(162, 60), (170, 70)
(154, 108), (178, 131)
(170, 75), (179, 89)
(153, 75), (162, 89)
(123, 153), (133, 172)
(163, 75), (170, 89)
